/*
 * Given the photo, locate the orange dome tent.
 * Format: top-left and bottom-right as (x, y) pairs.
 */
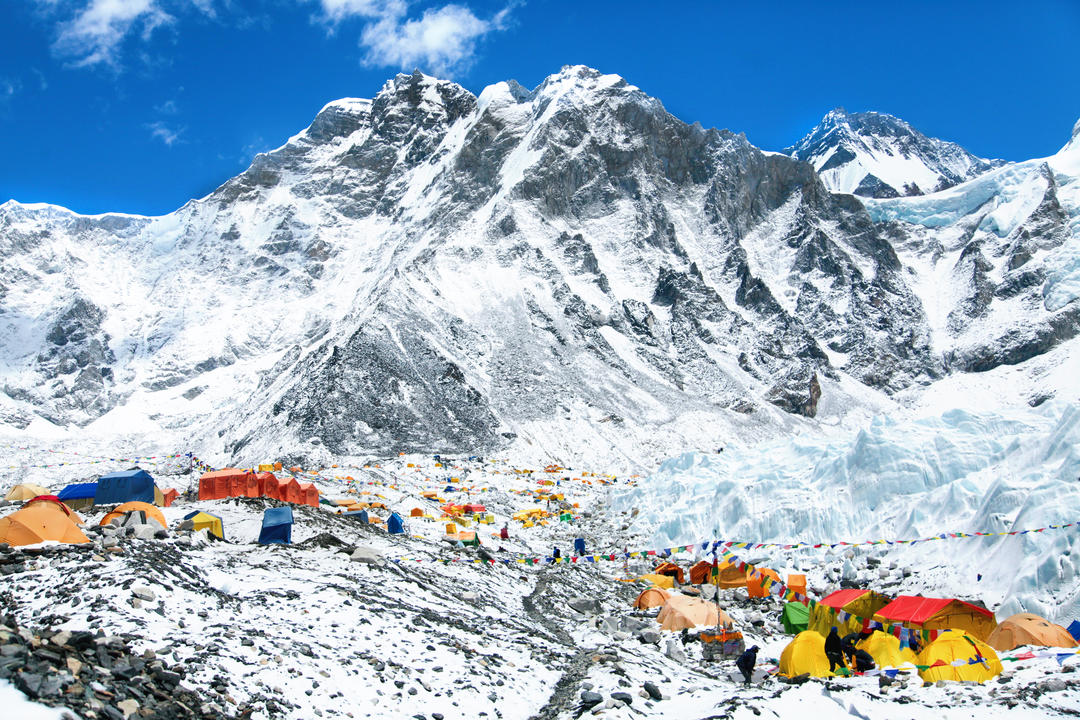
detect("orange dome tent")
(0, 498), (90, 546)
(654, 562), (684, 585)
(746, 568), (781, 598)
(634, 587), (671, 610)
(988, 613), (1078, 651)
(656, 595), (733, 631)
(689, 560), (713, 585)
(100, 501), (167, 529)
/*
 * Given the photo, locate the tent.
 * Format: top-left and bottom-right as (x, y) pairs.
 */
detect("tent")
(183, 510), (225, 540)
(258, 507), (293, 545)
(458, 531), (480, 547)
(656, 595), (732, 631)
(299, 483), (319, 507)
(198, 469), (254, 501)
(808, 589), (892, 638)
(787, 574), (807, 600)
(96, 469), (155, 505)
(387, 512), (404, 534)
(857, 631), (917, 669)
(746, 568), (781, 598)
(57, 483), (97, 512)
(0, 498), (90, 546)
(638, 573), (675, 590)
(160, 488), (179, 507)
(693, 559), (748, 588)
(344, 510), (369, 524)
(781, 601), (810, 634)
(101, 501), (166, 529)
(574, 538), (586, 556)
(988, 613), (1078, 651)
(410, 507), (424, 517)
(256, 472), (279, 498)
(778, 631), (833, 678)
(463, 504), (486, 514)
(281, 478), (303, 505)
(634, 587), (671, 610)
(1069, 620), (1080, 643)
(4, 484), (50, 503)
(916, 630), (1002, 683)
(654, 562), (684, 585)
(874, 596), (997, 642)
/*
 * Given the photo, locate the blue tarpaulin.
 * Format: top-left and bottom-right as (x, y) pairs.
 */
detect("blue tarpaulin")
(258, 507), (293, 545)
(1069, 620), (1080, 642)
(387, 512), (404, 534)
(95, 469), (155, 504)
(57, 483), (98, 501)
(344, 510), (369, 524)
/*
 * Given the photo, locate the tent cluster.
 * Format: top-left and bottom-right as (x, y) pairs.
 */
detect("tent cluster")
(198, 469), (319, 506)
(8, 469), (180, 515)
(0, 497), (90, 546)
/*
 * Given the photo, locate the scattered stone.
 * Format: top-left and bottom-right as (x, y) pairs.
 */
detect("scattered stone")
(643, 681), (662, 701)
(568, 598), (601, 615)
(351, 547), (382, 564)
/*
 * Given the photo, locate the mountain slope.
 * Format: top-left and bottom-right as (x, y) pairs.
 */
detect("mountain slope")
(0, 68), (1076, 470)
(787, 108), (1004, 198)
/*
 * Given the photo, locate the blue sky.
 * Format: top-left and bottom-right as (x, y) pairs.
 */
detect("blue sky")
(1, 0), (1078, 216)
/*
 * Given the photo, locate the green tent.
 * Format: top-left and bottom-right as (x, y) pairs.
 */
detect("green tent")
(781, 601), (810, 634)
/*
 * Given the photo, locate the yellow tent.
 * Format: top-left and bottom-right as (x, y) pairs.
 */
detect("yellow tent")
(0, 499), (90, 546)
(633, 587), (671, 610)
(988, 613), (1078, 651)
(637, 573), (675, 589)
(101, 501), (167, 529)
(4, 484), (50, 502)
(656, 596), (733, 631)
(185, 512), (224, 540)
(917, 630), (1002, 683)
(857, 631), (918, 669)
(808, 589), (892, 638)
(778, 631), (834, 678)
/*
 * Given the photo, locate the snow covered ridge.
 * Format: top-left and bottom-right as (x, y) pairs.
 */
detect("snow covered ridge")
(786, 107), (1005, 197)
(612, 401), (1080, 623)
(0, 65), (1078, 469)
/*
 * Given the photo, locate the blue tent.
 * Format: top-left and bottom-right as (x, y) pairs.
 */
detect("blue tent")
(95, 468), (155, 504)
(387, 512), (404, 535)
(1069, 620), (1080, 642)
(258, 507), (293, 545)
(344, 510), (369, 524)
(574, 537), (586, 556)
(57, 483), (97, 502)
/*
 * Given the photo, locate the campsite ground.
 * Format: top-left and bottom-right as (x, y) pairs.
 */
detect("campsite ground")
(3, 453), (1080, 719)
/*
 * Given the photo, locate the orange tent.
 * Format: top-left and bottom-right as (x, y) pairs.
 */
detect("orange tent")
(634, 587), (671, 610)
(0, 499), (90, 546)
(100, 501), (167, 529)
(691, 559), (748, 588)
(298, 483), (319, 507)
(689, 560), (713, 585)
(746, 568), (781, 598)
(198, 469), (255, 500)
(787, 574), (808, 601)
(256, 472), (279, 499)
(410, 508), (424, 517)
(988, 613), (1078, 651)
(161, 488), (179, 507)
(280, 478), (302, 504)
(654, 562), (685, 585)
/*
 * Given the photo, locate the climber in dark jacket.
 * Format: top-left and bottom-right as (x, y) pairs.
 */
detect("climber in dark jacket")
(852, 649), (876, 672)
(552, 546), (561, 560)
(825, 627), (845, 671)
(736, 645), (759, 685)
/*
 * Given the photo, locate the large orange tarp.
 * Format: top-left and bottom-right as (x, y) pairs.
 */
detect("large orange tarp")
(244, 473), (260, 498)
(100, 501), (167, 529)
(656, 595), (733, 631)
(0, 500), (90, 546)
(256, 472), (279, 499)
(988, 613), (1078, 651)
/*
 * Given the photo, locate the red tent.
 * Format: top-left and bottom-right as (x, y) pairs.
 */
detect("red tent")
(244, 473), (259, 498)
(256, 472), (279, 499)
(282, 478), (303, 505)
(198, 469), (256, 500)
(875, 595), (997, 642)
(161, 488), (179, 507)
(299, 483), (319, 507)
(463, 503), (486, 514)
(819, 589), (872, 611)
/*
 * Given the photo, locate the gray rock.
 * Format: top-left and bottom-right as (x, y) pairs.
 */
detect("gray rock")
(568, 597), (601, 615)
(637, 630), (660, 645)
(643, 681), (662, 701)
(580, 691), (603, 709)
(350, 547), (382, 564)
(1041, 678), (1068, 693)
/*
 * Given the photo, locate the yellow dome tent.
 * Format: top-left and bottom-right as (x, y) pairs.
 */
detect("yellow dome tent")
(0, 499), (90, 546)
(4, 484), (50, 503)
(917, 630), (1002, 683)
(988, 613), (1078, 651)
(637, 573), (675, 590)
(856, 631), (917, 669)
(778, 631), (834, 678)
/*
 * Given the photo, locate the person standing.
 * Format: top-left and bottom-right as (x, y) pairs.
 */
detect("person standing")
(825, 627), (845, 672)
(736, 645), (759, 685)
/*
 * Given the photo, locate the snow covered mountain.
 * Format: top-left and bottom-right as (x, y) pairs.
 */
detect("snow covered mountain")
(0, 67), (1077, 471)
(787, 108), (1005, 198)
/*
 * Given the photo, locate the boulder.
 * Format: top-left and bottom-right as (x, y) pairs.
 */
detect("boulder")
(569, 598), (601, 615)
(643, 681), (662, 701)
(350, 547), (382, 564)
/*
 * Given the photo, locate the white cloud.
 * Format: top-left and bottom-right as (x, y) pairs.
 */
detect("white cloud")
(147, 120), (182, 145)
(40, 1), (218, 69)
(1, 78), (22, 100)
(359, 4), (505, 75)
(316, 0), (406, 24)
